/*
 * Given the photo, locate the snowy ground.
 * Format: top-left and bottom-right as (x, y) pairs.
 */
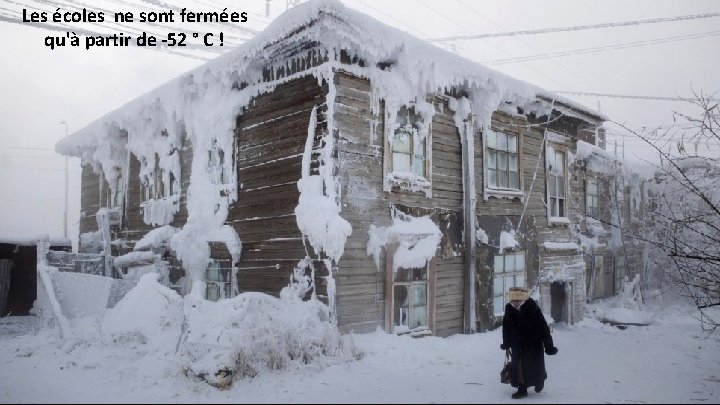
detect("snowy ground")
(1, 299), (719, 404)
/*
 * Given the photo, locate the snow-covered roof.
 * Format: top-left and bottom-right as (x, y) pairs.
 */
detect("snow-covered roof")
(56, 0), (604, 157)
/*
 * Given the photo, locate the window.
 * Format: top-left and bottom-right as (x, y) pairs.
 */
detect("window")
(586, 179), (599, 218)
(205, 260), (232, 301)
(207, 141), (227, 185)
(161, 168), (179, 198)
(111, 169), (124, 209)
(493, 251), (526, 315)
(141, 154), (162, 201)
(169, 171), (177, 196)
(383, 104), (433, 197)
(391, 106), (428, 178)
(487, 131), (520, 190)
(392, 266), (429, 334)
(547, 146), (567, 218)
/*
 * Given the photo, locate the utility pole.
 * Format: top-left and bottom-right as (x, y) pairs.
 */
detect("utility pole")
(59, 121), (69, 240)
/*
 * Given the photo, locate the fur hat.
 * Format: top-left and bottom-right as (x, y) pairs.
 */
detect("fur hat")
(507, 287), (530, 301)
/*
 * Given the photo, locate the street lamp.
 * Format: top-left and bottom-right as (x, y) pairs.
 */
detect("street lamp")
(59, 121), (69, 240)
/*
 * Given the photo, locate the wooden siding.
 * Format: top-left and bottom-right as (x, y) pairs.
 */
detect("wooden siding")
(334, 71), (608, 335)
(79, 164), (102, 244)
(231, 75), (330, 299)
(334, 71), (465, 337)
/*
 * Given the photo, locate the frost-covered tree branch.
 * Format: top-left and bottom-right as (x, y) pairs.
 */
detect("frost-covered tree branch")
(616, 90), (720, 332)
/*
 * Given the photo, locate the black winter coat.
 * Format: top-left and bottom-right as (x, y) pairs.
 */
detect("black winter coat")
(501, 298), (554, 388)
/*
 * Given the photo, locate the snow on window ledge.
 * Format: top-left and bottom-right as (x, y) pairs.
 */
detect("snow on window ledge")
(385, 171), (432, 198)
(394, 325), (432, 337)
(548, 216), (571, 227)
(484, 188), (524, 201)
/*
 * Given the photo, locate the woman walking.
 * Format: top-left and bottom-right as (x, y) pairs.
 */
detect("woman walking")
(501, 287), (558, 399)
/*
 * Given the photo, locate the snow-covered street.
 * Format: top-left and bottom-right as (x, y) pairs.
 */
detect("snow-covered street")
(1, 299), (718, 404)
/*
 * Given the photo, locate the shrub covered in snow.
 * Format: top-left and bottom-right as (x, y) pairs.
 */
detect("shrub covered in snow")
(178, 287), (360, 387)
(102, 273), (360, 388)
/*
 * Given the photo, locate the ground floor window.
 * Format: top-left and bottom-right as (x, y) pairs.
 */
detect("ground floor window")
(393, 266), (428, 334)
(493, 251), (526, 315)
(205, 260), (231, 301)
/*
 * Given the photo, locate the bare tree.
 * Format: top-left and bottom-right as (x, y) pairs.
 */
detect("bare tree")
(614, 90), (720, 333)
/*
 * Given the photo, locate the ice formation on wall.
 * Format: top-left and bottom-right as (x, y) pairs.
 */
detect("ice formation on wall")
(367, 214), (442, 272)
(295, 105), (352, 263)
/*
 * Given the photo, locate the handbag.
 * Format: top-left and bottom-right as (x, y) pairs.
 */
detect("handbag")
(500, 349), (512, 384)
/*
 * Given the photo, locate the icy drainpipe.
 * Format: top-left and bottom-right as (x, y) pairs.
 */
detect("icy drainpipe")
(451, 97), (477, 334)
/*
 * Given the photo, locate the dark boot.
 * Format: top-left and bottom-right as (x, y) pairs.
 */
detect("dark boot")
(512, 386), (528, 399)
(535, 382), (544, 393)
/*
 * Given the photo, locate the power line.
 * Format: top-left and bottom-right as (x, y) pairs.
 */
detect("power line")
(352, 0), (430, 38)
(433, 0), (569, 90)
(452, 0), (602, 104)
(553, 91), (716, 102)
(428, 11), (720, 42)
(483, 30), (720, 65)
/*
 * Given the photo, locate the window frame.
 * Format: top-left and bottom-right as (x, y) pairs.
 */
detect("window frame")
(586, 177), (599, 219)
(385, 242), (436, 335)
(485, 129), (522, 193)
(383, 104), (433, 196)
(205, 259), (232, 302)
(492, 251), (527, 316)
(546, 142), (569, 222)
(207, 146), (227, 186)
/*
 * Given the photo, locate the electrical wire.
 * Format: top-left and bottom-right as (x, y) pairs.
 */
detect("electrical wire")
(429, 11), (720, 42)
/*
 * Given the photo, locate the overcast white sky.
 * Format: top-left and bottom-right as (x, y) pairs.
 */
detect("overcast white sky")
(1, 0), (719, 248)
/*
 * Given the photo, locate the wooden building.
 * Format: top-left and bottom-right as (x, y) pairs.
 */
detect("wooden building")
(0, 238), (71, 316)
(57, 0), (638, 337)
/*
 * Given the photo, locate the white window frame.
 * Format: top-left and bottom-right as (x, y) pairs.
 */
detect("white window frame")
(485, 129), (522, 196)
(205, 259), (232, 302)
(385, 243), (436, 335)
(493, 251), (526, 316)
(383, 104), (433, 197)
(586, 178), (599, 219)
(546, 142), (569, 223)
(391, 266), (429, 334)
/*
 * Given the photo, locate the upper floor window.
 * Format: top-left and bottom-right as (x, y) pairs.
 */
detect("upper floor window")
(546, 145), (567, 218)
(383, 103), (433, 197)
(586, 179), (599, 218)
(110, 168), (124, 209)
(487, 131), (520, 190)
(391, 106), (428, 179)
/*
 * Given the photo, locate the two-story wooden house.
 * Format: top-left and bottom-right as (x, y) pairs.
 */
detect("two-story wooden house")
(57, 0), (619, 336)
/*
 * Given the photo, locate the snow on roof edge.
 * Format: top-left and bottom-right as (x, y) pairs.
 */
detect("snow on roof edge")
(56, 0), (604, 155)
